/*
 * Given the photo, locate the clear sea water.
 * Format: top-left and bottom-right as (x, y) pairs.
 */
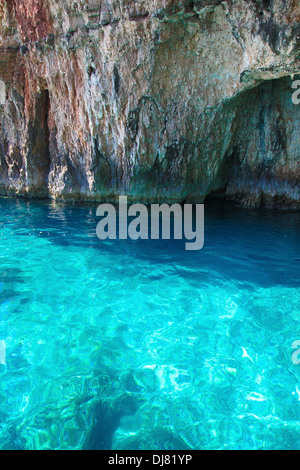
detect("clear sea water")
(0, 196), (299, 450)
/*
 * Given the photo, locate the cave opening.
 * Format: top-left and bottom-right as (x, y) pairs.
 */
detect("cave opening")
(205, 74), (300, 208)
(26, 88), (51, 196)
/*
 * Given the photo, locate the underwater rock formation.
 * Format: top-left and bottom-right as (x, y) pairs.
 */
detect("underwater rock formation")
(0, 0), (299, 207)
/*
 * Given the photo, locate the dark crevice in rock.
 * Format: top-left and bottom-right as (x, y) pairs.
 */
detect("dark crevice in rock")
(258, 19), (283, 53)
(0, 138), (9, 191)
(126, 108), (140, 141)
(208, 145), (240, 197)
(26, 88), (51, 196)
(20, 45), (29, 56)
(92, 137), (112, 190)
(128, 11), (149, 21)
(87, 65), (96, 79)
(113, 65), (121, 97)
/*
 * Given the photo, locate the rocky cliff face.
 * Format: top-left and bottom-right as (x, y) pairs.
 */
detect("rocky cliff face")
(0, 0), (299, 207)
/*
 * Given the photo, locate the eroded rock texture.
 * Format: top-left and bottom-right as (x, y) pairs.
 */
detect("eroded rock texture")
(0, 0), (299, 207)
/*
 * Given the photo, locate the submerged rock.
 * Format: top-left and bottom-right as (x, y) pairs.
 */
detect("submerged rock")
(0, 0), (299, 207)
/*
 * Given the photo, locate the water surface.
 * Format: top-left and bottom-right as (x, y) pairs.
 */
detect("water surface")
(0, 197), (299, 450)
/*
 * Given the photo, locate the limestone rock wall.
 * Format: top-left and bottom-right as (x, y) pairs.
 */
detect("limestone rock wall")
(0, 0), (299, 207)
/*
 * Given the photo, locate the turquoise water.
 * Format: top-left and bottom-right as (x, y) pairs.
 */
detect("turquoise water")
(0, 197), (299, 450)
